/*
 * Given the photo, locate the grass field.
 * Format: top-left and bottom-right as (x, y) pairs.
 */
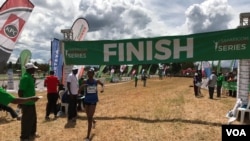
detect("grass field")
(0, 77), (245, 141)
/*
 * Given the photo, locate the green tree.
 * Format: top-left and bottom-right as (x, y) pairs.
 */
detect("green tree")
(36, 63), (50, 74)
(7, 61), (13, 69)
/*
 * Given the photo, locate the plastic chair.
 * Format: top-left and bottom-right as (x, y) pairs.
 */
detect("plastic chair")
(58, 90), (68, 115)
(236, 100), (250, 124)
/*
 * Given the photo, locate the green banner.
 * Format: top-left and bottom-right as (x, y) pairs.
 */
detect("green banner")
(63, 27), (250, 65)
(138, 65), (142, 74)
(217, 60), (221, 73)
(147, 64), (152, 75)
(20, 49), (32, 76)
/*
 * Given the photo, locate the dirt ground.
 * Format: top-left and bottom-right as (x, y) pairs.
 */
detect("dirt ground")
(0, 77), (248, 141)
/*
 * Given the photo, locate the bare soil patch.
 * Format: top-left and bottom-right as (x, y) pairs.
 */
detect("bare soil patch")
(0, 77), (245, 141)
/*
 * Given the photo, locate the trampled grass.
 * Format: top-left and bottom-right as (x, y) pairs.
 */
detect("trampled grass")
(0, 77), (244, 141)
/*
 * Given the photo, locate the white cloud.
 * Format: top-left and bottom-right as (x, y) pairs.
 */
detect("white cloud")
(184, 0), (234, 33)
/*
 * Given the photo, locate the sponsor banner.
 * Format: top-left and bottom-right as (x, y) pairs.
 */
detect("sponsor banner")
(138, 65), (142, 74)
(7, 68), (14, 89)
(0, 0), (34, 71)
(147, 64), (152, 75)
(62, 17), (89, 86)
(97, 65), (106, 78)
(63, 27), (250, 65)
(120, 65), (126, 73)
(202, 61), (211, 77)
(126, 65), (133, 76)
(121, 77), (131, 81)
(230, 60), (237, 72)
(51, 38), (63, 81)
(217, 60), (221, 73)
(71, 18), (89, 41)
(77, 65), (85, 79)
(204, 68), (211, 78)
(222, 125), (250, 141)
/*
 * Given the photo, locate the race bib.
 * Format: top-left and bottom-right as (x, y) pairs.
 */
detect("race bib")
(87, 86), (97, 93)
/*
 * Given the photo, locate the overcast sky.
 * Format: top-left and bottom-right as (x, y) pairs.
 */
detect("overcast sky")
(0, 0), (249, 67)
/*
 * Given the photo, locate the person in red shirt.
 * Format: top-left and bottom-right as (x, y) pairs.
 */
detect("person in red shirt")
(44, 70), (60, 120)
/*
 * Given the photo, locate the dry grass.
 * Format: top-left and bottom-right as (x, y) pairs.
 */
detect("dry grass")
(0, 77), (243, 141)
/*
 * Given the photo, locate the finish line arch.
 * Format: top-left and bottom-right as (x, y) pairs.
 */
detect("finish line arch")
(62, 27), (250, 65)
(62, 26), (250, 105)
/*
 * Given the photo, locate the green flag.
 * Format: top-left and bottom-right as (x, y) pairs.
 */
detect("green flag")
(97, 65), (106, 78)
(230, 60), (236, 72)
(217, 60), (221, 73)
(126, 65), (133, 76)
(138, 65), (142, 74)
(20, 49), (32, 76)
(147, 64), (152, 75)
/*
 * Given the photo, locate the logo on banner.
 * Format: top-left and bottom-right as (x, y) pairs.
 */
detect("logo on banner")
(214, 37), (248, 52)
(0, 14), (25, 42)
(65, 48), (87, 58)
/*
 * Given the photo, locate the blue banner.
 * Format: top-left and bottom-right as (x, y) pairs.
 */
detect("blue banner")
(204, 68), (211, 78)
(51, 38), (63, 81)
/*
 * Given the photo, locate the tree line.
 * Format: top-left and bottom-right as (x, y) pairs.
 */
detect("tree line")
(2, 61), (50, 74)
(2, 61), (196, 76)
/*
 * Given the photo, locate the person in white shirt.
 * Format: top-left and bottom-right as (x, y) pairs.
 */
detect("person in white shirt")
(207, 71), (217, 99)
(67, 66), (79, 122)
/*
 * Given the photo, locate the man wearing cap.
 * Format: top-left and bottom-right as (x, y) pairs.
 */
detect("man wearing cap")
(18, 62), (39, 140)
(67, 66), (79, 122)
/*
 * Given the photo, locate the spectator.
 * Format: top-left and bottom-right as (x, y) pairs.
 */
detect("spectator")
(134, 73), (138, 87)
(227, 72), (237, 97)
(44, 70), (60, 120)
(0, 103), (20, 120)
(0, 88), (39, 105)
(141, 71), (147, 87)
(197, 71), (203, 95)
(216, 72), (224, 98)
(206, 71), (217, 99)
(158, 68), (163, 80)
(18, 62), (40, 140)
(0, 87), (40, 107)
(193, 72), (202, 97)
(67, 66), (79, 122)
